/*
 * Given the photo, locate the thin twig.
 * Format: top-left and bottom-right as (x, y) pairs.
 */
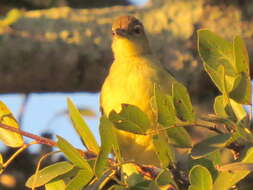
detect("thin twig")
(0, 123), (56, 146)
(32, 151), (60, 190)
(147, 120), (223, 136)
(0, 122), (97, 159)
(3, 141), (38, 171)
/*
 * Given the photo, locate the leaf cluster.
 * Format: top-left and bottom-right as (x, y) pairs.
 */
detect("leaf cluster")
(0, 29), (252, 190)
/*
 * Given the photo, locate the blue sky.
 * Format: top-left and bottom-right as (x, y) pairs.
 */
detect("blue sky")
(0, 93), (101, 151)
(0, 0), (148, 152)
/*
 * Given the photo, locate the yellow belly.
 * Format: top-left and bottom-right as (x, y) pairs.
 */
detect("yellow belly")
(100, 57), (172, 166)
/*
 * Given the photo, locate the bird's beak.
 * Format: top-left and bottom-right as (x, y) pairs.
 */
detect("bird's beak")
(113, 28), (128, 37)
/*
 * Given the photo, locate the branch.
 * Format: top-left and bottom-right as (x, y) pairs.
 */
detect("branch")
(0, 123), (97, 159)
(0, 0), (252, 104)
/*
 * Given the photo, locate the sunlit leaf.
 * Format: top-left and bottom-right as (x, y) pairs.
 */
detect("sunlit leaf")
(226, 99), (247, 122)
(94, 116), (114, 178)
(153, 135), (175, 168)
(189, 165), (213, 190)
(197, 29), (237, 94)
(197, 29), (235, 76)
(191, 133), (232, 159)
(67, 98), (99, 154)
(109, 104), (150, 135)
(213, 147), (253, 190)
(111, 126), (122, 163)
(154, 85), (176, 126)
(207, 150), (222, 165)
(45, 179), (65, 190)
(237, 120), (253, 143)
(0, 101), (23, 147)
(204, 64), (226, 94)
(123, 163), (144, 186)
(188, 156), (218, 180)
(167, 125), (192, 148)
(217, 163), (253, 172)
(233, 36), (250, 75)
(214, 95), (247, 122)
(131, 181), (151, 190)
(214, 95), (228, 118)
(155, 169), (178, 190)
(172, 82), (195, 122)
(198, 30), (251, 105)
(229, 72), (251, 105)
(25, 161), (73, 188)
(154, 85), (192, 148)
(57, 136), (93, 175)
(66, 169), (93, 190)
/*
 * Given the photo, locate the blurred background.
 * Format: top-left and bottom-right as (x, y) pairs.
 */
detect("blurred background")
(0, 0), (253, 189)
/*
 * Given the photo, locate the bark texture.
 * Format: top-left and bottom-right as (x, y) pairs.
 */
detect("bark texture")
(0, 0), (252, 107)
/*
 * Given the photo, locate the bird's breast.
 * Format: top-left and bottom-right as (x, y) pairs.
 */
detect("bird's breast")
(101, 58), (156, 121)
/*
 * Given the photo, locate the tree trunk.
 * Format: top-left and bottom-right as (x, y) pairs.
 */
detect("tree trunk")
(0, 0), (252, 107)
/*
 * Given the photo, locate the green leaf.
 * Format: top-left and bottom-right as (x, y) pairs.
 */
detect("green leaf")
(237, 119), (253, 143)
(129, 181), (151, 190)
(188, 156), (218, 180)
(111, 126), (122, 162)
(148, 182), (160, 190)
(109, 104), (151, 135)
(66, 169), (93, 190)
(172, 82), (195, 122)
(155, 169), (178, 190)
(214, 95), (247, 122)
(204, 64), (226, 94)
(217, 163), (253, 172)
(197, 29), (236, 76)
(167, 126), (192, 148)
(45, 179), (65, 190)
(226, 99), (247, 122)
(188, 165), (213, 190)
(229, 72), (251, 104)
(67, 98), (99, 154)
(153, 135), (175, 168)
(94, 116), (114, 178)
(154, 85), (192, 148)
(214, 95), (228, 118)
(154, 85), (176, 126)
(198, 30), (252, 104)
(0, 101), (24, 147)
(233, 36), (250, 74)
(207, 150), (222, 165)
(57, 136), (93, 175)
(191, 133), (232, 159)
(25, 161), (73, 188)
(197, 29), (240, 95)
(213, 147), (253, 190)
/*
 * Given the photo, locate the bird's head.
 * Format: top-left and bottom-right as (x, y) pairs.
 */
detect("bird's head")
(111, 15), (151, 60)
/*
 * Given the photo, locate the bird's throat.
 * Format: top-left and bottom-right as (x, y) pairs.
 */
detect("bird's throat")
(112, 37), (151, 60)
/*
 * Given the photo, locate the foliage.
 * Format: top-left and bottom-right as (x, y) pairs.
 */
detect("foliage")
(0, 29), (252, 190)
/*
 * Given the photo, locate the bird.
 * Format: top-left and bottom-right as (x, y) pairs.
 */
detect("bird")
(100, 15), (177, 167)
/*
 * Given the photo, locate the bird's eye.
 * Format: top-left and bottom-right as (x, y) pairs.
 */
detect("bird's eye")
(133, 25), (142, 34)
(112, 30), (116, 36)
